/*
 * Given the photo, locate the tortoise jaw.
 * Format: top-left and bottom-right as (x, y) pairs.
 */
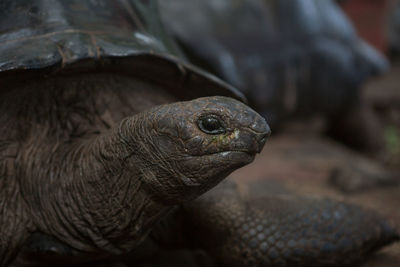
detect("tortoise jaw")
(207, 150), (256, 167)
(218, 150), (256, 159)
(174, 151), (256, 201)
(219, 151), (256, 167)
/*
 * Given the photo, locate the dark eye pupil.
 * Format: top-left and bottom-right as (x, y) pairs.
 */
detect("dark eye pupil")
(198, 115), (225, 135)
(204, 118), (220, 130)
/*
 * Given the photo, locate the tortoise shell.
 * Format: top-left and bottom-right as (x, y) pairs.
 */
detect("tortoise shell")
(0, 0), (245, 102)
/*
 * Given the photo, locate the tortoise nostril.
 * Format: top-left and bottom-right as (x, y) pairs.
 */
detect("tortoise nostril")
(262, 129), (271, 139)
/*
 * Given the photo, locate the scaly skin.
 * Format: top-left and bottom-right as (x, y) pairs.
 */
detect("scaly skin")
(180, 181), (399, 267)
(0, 74), (269, 266)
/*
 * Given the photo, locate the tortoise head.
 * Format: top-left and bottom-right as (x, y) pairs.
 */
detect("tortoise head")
(122, 96), (270, 203)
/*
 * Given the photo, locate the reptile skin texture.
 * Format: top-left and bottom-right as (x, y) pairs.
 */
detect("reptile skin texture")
(182, 181), (399, 266)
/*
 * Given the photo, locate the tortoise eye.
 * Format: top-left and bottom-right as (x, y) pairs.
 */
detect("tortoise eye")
(198, 115), (226, 135)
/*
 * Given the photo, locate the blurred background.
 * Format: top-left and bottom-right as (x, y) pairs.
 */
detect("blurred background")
(159, 0), (400, 265)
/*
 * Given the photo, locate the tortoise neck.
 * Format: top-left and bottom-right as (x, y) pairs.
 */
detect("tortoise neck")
(54, 116), (173, 254)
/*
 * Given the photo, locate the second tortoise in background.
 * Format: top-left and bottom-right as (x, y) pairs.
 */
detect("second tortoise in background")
(159, 0), (389, 153)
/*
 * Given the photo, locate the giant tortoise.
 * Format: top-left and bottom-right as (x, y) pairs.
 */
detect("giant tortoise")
(159, 0), (389, 151)
(0, 1), (397, 266)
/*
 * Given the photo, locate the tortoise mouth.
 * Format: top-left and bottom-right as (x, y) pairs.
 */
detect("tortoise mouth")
(215, 150), (254, 157)
(207, 150), (256, 164)
(205, 149), (259, 157)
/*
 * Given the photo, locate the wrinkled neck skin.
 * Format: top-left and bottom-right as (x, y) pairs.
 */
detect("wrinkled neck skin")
(55, 114), (174, 254)
(1, 74), (184, 259)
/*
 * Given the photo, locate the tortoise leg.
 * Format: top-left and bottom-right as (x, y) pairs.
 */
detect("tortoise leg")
(182, 180), (399, 266)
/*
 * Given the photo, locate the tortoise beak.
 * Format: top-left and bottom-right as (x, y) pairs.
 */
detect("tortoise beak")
(257, 130), (271, 153)
(249, 117), (271, 154)
(247, 128), (271, 154)
(230, 122), (270, 155)
(247, 110), (271, 153)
